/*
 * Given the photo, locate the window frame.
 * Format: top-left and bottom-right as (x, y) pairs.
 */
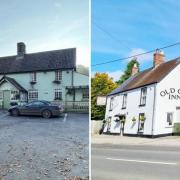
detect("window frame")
(122, 94), (127, 109)
(140, 87), (147, 106)
(109, 97), (114, 111)
(28, 89), (38, 101)
(54, 89), (62, 100)
(55, 71), (62, 81)
(82, 89), (89, 99)
(30, 72), (37, 82)
(11, 90), (19, 100)
(0, 91), (3, 100)
(167, 112), (173, 126)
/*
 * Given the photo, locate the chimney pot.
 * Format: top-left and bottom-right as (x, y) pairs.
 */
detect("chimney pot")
(153, 49), (164, 67)
(131, 63), (138, 76)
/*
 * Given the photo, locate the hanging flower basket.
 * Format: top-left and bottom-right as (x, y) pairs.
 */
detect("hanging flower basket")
(115, 118), (120, 122)
(132, 117), (136, 122)
(120, 118), (126, 123)
(140, 115), (146, 122)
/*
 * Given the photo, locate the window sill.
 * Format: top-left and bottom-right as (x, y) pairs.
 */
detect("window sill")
(30, 81), (36, 85)
(139, 104), (146, 107)
(53, 80), (61, 84)
(54, 99), (62, 101)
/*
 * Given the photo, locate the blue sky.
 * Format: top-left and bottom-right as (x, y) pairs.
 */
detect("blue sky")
(92, 0), (180, 81)
(0, 0), (89, 66)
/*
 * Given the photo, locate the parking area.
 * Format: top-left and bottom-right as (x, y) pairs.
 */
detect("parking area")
(0, 111), (89, 180)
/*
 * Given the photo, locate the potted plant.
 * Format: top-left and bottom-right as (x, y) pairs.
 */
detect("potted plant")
(132, 117), (136, 122)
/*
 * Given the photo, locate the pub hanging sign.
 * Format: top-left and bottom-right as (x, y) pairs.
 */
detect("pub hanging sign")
(160, 88), (180, 100)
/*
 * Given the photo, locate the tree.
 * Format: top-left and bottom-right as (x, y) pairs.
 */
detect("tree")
(91, 73), (118, 120)
(117, 59), (140, 84)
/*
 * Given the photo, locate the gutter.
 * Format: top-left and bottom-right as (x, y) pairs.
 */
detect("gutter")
(151, 83), (157, 136)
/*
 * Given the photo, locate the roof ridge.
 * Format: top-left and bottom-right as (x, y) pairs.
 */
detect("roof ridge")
(0, 47), (76, 60)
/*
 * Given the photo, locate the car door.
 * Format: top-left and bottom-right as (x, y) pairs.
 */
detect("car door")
(27, 101), (46, 115)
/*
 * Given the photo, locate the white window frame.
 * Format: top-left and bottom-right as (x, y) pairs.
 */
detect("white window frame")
(122, 94), (127, 109)
(109, 97), (114, 111)
(140, 87), (147, 106)
(28, 89), (38, 101)
(82, 89), (89, 99)
(55, 71), (62, 81)
(0, 91), (3, 100)
(54, 89), (62, 100)
(30, 72), (37, 82)
(11, 90), (19, 100)
(167, 112), (173, 126)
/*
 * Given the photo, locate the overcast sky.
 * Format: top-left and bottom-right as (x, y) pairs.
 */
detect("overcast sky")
(0, 0), (89, 66)
(92, 0), (180, 81)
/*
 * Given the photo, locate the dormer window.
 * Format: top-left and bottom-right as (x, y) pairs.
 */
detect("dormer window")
(55, 71), (62, 81)
(140, 87), (147, 106)
(30, 72), (36, 83)
(122, 94), (127, 109)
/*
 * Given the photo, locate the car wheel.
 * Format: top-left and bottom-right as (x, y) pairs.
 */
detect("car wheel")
(42, 110), (51, 118)
(11, 109), (19, 116)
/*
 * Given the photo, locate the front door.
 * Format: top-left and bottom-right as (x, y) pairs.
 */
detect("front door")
(120, 115), (126, 136)
(138, 113), (145, 134)
(3, 90), (11, 109)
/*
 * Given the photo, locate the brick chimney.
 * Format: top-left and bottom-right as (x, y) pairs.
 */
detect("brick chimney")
(131, 63), (138, 76)
(17, 42), (26, 59)
(153, 49), (164, 67)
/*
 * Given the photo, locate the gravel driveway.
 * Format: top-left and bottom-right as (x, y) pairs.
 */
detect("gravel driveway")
(0, 111), (89, 180)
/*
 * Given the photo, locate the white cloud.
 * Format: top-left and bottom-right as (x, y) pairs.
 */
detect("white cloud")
(107, 70), (123, 81)
(128, 48), (152, 62)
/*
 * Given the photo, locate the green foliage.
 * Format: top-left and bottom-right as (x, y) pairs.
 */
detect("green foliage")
(117, 59), (140, 84)
(91, 73), (118, 120)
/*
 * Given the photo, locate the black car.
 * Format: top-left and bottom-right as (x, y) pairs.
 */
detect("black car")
(8, 100), (64, 118)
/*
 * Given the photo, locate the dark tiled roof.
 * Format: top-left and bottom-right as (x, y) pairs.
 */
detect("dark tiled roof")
(0, 48), (76, 74)
(0, 76), (27, 92)
(109, 58), (180, 96)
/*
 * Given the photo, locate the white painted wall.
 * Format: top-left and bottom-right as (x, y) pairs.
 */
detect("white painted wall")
(105, 84), (155, 135)
(0, 70), (89, 103)
(154, 64), (180, 135)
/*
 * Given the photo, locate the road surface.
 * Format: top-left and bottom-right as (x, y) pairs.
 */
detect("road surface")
(92, 144), (180, 180)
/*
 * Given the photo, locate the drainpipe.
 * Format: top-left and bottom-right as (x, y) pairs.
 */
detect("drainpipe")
(152, 84), (157, 137)
(72, 69), (75, 108)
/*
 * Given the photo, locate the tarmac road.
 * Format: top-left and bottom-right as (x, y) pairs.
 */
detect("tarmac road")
(92, 144), (180, 180)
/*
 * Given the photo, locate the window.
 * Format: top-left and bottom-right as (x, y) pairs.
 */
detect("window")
(138, 113), (145, 132)
(122, 94), (127, 109)
(28, 90), (38, 101)
(167, 113), (173, 126)
(140, 87), (147, 106)
(54, 89), (62, 100)
(11, 91), (19, 100)
(30, 72), (36, 82)
(55, 71), (62, 81)
(82, 89), (89, 99)
(0, 91), (3, 100)
(109, 97), (114, 111)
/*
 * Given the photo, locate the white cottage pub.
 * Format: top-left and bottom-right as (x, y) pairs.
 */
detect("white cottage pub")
(104, 50), (180, 137)
(0, 42), (89, 112)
